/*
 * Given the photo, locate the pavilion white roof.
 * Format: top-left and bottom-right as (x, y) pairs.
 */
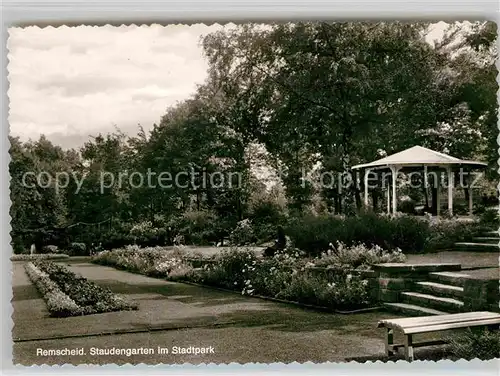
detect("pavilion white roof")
(352, 146), (487, 170)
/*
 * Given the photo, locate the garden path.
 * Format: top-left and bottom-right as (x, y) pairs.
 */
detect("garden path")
(12, 261), (448, 365)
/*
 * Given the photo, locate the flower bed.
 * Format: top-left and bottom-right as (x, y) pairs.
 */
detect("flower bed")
(11, 253), (70, 261)
(92, 245), (195, 278)
(25, 261), (137, 317)
(25, 262), (81, 317)
(191, 248), (373, 310)
(91, 244), (390, 311)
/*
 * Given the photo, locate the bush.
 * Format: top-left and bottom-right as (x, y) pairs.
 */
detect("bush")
(10, 253), (70, 261)
(287, 213), (430, 255)
(479, 208), (499, 228)
(448, 328), (500, 360)
(41, 245), (59, 254)
(399, 199), (416, 215)
(229, 219), (257, 246)
(11, 237), (26, 254)
(128, 220), (168, 247)
(314, 242), (406, 269)
(98, 228), (135, 250)
(168, 210), (222, 245)
(250, 199), (285, 225)
(424, 218), (478, 251)
(92, 245), (194, 279)
(69, 242), (87, 256)
(199, 248), (258, 290)
(93, 243), (375, 311)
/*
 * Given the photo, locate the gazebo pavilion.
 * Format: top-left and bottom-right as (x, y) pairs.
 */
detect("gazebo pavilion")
(352, 146), (488, 216)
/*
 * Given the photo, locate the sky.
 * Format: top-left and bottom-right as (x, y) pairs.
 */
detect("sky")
(8, 22), (449, 150)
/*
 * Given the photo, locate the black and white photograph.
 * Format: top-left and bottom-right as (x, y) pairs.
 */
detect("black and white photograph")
(7, 21), (499, 365)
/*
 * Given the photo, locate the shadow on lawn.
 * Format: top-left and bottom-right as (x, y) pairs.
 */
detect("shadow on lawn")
(96, 279), (401, 334)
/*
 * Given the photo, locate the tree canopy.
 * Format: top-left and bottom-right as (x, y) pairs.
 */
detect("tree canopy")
(9, 21), (498, 251)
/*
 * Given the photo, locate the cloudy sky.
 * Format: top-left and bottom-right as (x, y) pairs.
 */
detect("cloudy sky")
(8, 22), (448, 150)
(8, 24), (225, 149)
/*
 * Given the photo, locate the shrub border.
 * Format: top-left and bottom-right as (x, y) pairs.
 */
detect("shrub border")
(91, 258), (382, 315)
(174, 279), (384, 314)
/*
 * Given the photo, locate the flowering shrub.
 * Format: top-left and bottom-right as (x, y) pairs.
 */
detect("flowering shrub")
(196, 247), (373, 310)
(198, 248), (259, 289)
(229, 219), (257, 246)
(130, 221), (160, 238)
(424, 217), (477, 251)
(92, 245), (193, 279)
(69, 242), (87, 256)
(288, 212), (481, 255)
(27, 260), (137, 316)
(275, 272), (370, 308)
(92, 245), (380, 310)
(314, 242), (406, 269)
(11, 253), (69, 261)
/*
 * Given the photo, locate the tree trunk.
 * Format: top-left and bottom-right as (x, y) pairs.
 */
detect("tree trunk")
(423, 186), (429, 210)
(372, 190), (379, 212)
(431, 187), (438, 215)
(464, 187), (470, 203)
(354, 187), (362, 212)
(335, 194), (342, 215)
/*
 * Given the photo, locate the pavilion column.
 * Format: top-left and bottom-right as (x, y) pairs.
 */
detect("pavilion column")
(436, 178), (441, 216)
(468, 186), (473, 216)
(390, 165), (400, 215)
(447, 167), (454, 216)
(386, 183), (391, 214)
(467, 171), (473, 216)
(423, 165), (428, 191)
(364, 168), (371, 208)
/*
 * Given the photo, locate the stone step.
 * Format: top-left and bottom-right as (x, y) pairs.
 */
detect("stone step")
(428, 271), (469, 287)
(473, 237), (499, 244)
(401, 291), (464, 313)
(373, 263), (461, 274)
(414, 281), (464, 299)
(454, 242), (498, 252)
(383, 302), (448, 316)
(481, 230), (499, 237)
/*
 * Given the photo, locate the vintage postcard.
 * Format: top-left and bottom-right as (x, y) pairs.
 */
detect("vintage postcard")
(7, 21), (499, 365)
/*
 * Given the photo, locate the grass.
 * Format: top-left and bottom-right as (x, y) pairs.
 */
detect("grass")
(13, 260), (490, 365)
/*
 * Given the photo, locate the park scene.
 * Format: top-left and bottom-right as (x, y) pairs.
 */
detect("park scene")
(8, 21), (499, 364)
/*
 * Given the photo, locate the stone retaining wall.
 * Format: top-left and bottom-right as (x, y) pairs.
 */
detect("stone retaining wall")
(372, 263), (461, 304)
(463, 278), (500, 312)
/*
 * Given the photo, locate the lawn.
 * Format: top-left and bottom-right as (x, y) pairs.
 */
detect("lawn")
(12, 260), (453, 365)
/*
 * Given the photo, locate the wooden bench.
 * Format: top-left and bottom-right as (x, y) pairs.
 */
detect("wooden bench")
(378, 311), (500, 361)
